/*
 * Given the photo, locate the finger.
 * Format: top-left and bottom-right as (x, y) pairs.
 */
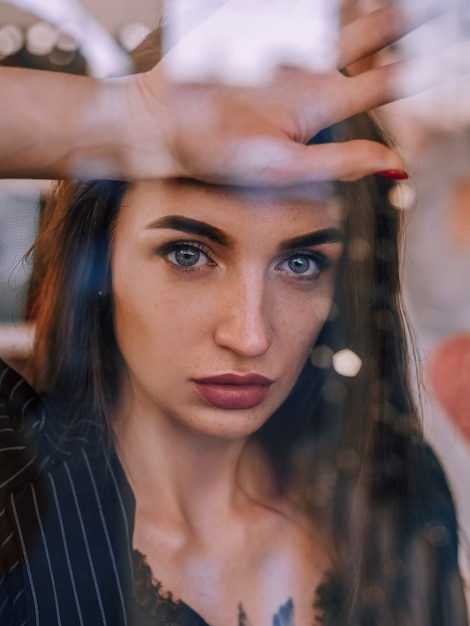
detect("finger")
(285, 140), (405, 183)
(295, 67), (397, 130)
(338, 5), (406, 69)
(338, 3), (444, 70)
(338, 64), (398, 116)
(343, 40), (470, 115)
(224, 139), (405, 186)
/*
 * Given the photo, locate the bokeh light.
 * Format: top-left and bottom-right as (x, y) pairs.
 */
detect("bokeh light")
(26, 20), (58, 56)
(0, 24), (24, 59)
(332, 349), (362, 377)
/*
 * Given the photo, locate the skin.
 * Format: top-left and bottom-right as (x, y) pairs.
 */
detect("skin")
(111, 179), (343, 625)
(0, 4), (451, 184)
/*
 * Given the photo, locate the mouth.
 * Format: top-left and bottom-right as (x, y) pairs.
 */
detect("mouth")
(192, 373), (274, 410)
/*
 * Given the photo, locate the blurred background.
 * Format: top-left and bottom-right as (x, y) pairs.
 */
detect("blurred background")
(0, 0), (469, 604)
(0, 0), (160, 328)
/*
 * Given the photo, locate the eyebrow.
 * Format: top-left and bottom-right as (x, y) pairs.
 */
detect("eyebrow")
(145, 215), (232, 246)
(145, 215), (343, 250)
(279, 228), (344, 251)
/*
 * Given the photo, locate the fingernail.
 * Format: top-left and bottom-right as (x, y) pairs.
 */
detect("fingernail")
(377, 170), (409, 180)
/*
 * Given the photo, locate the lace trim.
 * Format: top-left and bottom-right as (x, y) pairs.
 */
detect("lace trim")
(132, 549), (340, 625)
(132, 549), (211, 624)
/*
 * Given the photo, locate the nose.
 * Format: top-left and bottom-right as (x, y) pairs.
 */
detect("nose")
(214, 273), (273, 358)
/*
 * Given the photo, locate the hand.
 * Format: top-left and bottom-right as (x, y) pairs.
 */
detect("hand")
(122, 3), (452, 185)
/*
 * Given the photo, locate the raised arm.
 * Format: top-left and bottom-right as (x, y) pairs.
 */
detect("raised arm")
(0, 3), (457, 185)
(0, 68), (131, 180)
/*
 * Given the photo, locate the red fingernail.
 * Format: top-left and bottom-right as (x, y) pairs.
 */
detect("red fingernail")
(377, 170), (409, 180)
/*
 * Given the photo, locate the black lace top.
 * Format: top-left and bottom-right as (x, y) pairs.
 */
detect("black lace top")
(132, 550), (215, 625)
(131, 549), (342, 626)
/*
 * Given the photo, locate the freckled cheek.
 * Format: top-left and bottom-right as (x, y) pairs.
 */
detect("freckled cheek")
(111, 275), (214, 355)
(313, 294), (334, 323)
(276, 281), (333, 332)
(303, 277), (337, 338)
(274, 288), (333, 369)
(284, 318), (324, 361)
(111, 268), (159, 348)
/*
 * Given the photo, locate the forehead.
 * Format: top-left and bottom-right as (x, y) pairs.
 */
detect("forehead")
(117, 179), (343, 236)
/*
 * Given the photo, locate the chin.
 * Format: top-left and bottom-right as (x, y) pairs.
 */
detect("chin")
(178, 405), (275, 441)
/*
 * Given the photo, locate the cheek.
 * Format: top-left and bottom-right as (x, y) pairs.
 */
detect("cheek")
(307, 293), (334, 325)
(111, 256), (164, 362)
(277, 278), (334, 337)
(111, 267), (213, 366)
(273, 290), (333, 371)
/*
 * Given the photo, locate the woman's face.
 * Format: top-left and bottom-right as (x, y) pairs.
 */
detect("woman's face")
(111, 180), (343, 440)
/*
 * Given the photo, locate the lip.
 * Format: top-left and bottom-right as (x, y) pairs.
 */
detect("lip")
(192, 373), (274, 410)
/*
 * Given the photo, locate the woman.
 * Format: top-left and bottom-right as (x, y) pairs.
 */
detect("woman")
(2, 130), (468, 625)
(1, 19), (469, 626)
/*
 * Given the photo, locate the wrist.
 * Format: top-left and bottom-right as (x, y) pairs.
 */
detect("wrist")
(115, 70), (179, 181)
(63, 78), (136, 180)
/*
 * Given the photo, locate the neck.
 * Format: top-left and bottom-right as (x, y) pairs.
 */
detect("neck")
(113, 398), (276, 536)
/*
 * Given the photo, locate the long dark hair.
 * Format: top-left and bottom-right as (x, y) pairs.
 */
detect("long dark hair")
(27, 30), (468, 626)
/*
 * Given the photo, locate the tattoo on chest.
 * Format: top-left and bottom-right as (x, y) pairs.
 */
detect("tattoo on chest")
(238, 598), (294, 626)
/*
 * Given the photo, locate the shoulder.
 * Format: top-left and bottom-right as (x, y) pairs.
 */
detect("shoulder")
(376, 429), (468, 623)
(375, 424), (461, 561)
(409, 438), (460, 550)
(0, 357), (39, 414)
(0, 362), (135, 624)
(0, 359), (45, 499)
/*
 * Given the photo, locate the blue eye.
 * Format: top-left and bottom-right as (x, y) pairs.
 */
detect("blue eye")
(279, 253), (323, 279)
(288, 256), (313, 274)
(168, 245), (209, 267)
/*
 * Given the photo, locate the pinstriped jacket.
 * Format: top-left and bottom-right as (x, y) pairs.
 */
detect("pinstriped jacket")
(0, 360), (228, 626)
(0, 360), (137, 625)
